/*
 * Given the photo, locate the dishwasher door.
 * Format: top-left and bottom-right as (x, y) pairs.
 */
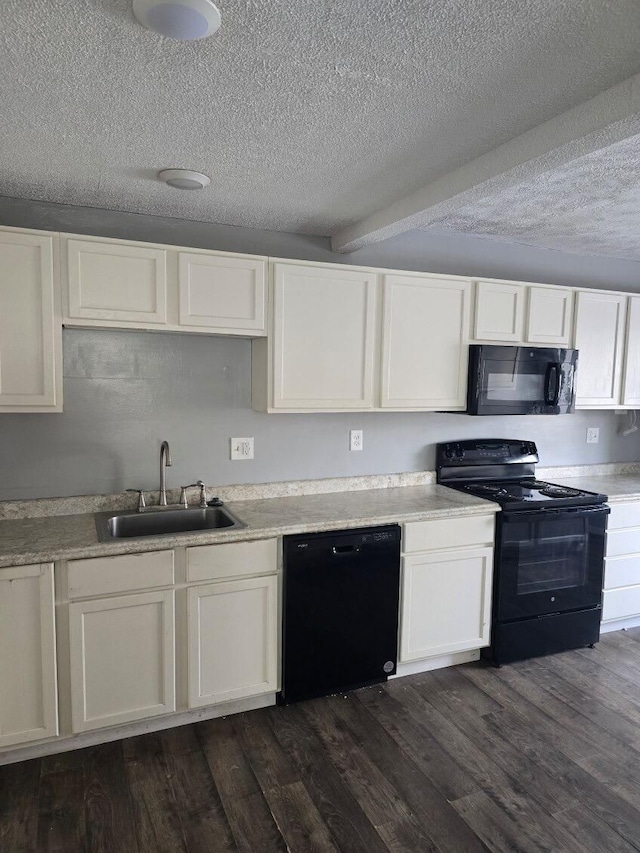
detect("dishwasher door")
(281, 524), (401, 704)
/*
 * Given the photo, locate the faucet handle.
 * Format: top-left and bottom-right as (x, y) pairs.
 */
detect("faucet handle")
(126, 489), (146, 512)
(184, 481), (208, 508)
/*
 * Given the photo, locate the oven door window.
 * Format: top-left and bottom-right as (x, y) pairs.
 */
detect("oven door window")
(497, 510), (606, 621)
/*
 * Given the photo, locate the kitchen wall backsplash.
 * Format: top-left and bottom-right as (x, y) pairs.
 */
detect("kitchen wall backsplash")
(0, 328), (637, 501)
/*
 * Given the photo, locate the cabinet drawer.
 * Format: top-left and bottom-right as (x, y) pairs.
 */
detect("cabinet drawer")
(186, 538), (278, 583)
(403, 515), (494, 554)
(68, 550), (175, 598)
(604, 554), (640, 590)
(607, 501), (640, 531)
(606, 527), (640, 558)
(603, 586), (640, 622)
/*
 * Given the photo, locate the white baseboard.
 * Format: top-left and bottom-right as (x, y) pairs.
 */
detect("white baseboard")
(0, 692), (276, 766)
(601, 615), (640, 634)
(391, 649), (480, 678)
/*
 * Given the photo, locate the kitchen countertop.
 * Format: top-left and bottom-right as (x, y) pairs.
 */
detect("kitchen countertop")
(543, 472), (640, 501)
(0, 484), (497, 568)
(2, 469), (640, 570)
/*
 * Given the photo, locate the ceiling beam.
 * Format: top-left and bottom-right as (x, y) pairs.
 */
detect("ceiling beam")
(331, 73), (640, 253)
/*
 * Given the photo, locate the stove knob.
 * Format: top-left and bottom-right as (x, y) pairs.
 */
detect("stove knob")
(455, 448), (464, 458)
(445, 449), (454, 459)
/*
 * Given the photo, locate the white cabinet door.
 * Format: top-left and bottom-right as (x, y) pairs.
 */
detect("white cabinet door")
(380, 274), (471, 409)
(474, 281), (525, 341)
(0, 228), (62, 412)
(64, 236), (168, 325)
(271, 262), (377, 409)
(178, 251), (266, 334)
(574, 291), (627, 408)
(526, 286), (574, 346)
(0, 563), (58, 748)
(187, 576), (278, 707)
(623, 296), (640, 407)
(69, 590), (175, 732)
(399, 548), (493, 662)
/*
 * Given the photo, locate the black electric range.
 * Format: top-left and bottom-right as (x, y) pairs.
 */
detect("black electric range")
(436, 439), (610, 665)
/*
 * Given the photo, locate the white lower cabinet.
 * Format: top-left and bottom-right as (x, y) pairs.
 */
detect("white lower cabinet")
(400, 517), (494, 663)
(0, 563), (58, 748)
(68, 589), (176, 732)
(602, 500), (640, 630)
(187, 576), (278, 707)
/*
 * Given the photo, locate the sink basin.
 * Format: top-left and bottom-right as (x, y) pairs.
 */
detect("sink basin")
(95, 506), (246, 541)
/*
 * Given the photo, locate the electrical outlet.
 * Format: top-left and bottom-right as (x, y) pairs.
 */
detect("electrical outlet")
(349, 429), (363, 452)
(230, 437), (254, 460)
(586, 427), (599, 445)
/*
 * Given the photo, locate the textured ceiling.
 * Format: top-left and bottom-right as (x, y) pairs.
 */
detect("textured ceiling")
(2, 0), (640, 245)
(425, 134), (640, 260)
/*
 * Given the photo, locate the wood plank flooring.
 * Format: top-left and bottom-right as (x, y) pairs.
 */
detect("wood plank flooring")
(4, 628), (640, 851)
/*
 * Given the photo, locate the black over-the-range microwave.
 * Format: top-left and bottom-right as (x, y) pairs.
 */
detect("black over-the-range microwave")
(461, 344), (578, 416)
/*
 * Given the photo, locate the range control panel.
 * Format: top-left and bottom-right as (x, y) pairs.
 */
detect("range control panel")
(436, 439), (538, 468)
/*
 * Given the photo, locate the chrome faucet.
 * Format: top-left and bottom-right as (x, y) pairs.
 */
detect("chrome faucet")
(159, 440), (172, 506)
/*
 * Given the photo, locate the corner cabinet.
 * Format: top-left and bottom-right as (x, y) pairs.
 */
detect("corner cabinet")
(0, 563), (58, 748)
(0, 227), (62, 412)
(253, 261), (378, 411)
(380, 273), (471, 409)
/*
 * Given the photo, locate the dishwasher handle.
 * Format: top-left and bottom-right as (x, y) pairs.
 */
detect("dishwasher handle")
(332, 544), (361, 555)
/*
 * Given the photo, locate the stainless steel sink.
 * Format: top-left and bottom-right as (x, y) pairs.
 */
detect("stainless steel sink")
(95, 506), (246, 541)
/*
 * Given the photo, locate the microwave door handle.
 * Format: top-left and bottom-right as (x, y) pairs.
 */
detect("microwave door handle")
(544, 363), (561, 406)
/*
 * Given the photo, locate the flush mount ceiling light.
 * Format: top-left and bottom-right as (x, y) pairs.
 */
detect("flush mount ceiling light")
(133, 0), (221, 40)
(158, 169), (211, 189)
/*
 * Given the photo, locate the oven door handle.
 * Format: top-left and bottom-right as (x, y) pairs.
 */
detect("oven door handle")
(501, 505), (610, 521)
(544, 362), (561, 406)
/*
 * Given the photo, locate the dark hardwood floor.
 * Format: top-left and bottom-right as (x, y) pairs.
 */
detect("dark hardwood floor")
(4, 628), (640, 852)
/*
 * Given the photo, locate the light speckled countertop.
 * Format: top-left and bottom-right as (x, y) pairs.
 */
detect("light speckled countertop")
(2, 468), (640, 570)
(0, 484), (497, 568)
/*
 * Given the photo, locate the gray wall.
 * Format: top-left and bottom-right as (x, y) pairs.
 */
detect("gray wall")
(1, 328), (638, 500)
(0, 197), (639, 500)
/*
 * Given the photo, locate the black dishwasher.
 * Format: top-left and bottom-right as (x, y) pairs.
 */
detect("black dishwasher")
(280, 524), (401, 704)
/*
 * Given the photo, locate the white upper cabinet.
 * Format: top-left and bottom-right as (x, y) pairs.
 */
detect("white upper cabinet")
(0, 563), (58, 748)
(64, 236), (168, 325)
(62, 235), (267, 336)
(526, 286), (574, 346)
(473, 279), (574, 347)
(178, 251), (266, 334)
(0, 227), (62, 412)
(473, 280), (525, 342)
(380, 274), (471, 409)
(574, 290), (627, 408)
(261, 261), (378, 410)
(623, 296), (640, 407)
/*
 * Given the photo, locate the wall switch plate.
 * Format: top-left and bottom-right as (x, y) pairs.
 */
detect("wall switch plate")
(349, 429), (363, 452)
(586, 427), (600, 444)
(230, 437), (254, 460)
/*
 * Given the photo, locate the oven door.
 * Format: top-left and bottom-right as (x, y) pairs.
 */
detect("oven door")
(495, 505), (608, 622)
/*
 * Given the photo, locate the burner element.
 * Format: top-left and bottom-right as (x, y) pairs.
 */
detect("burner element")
(539, 485), (581, 498)
(465, 484), (508, 497)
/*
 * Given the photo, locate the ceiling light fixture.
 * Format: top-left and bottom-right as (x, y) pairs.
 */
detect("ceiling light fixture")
(133, 0), (221, 40)
(158, 169), (211, 190)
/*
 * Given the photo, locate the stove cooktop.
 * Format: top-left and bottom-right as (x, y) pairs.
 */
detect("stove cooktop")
(455, 478), (604, 507)
(436, 439), (608, 510)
